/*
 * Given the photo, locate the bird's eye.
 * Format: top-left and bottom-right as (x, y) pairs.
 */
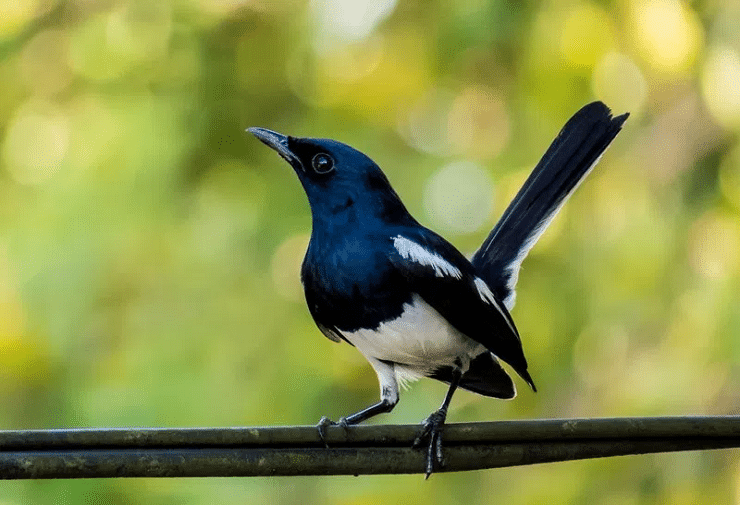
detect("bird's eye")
(311, 153), (335, 174)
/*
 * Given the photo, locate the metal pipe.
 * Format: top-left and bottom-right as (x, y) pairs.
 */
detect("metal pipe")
(2, 416), (739, 478)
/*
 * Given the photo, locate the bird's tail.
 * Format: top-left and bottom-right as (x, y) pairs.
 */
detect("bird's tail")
(471, 102), (629, 309)
(430, 352), (519, 399)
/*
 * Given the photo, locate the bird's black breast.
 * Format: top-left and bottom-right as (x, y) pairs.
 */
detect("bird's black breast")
(301, 234), (410, 334)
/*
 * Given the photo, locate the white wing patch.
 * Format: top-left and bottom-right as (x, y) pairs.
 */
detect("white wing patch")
(474, 277), (517, 336)
(474, 276), (497, 304)
(393, 236), (462, 279)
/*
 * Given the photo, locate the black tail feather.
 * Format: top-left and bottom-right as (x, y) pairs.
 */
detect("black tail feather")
(471, 102), (628, 307)
(431, 352), (533, 399)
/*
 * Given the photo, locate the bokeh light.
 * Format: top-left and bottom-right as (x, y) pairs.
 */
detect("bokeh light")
(423, 160), (495, 234)
(447, 86), (510, 160)
(0, 0), (739, 503)
(592, 52), (648, 118)
(0, 0), (45, 38)
(19, 30), (73, 97)
(399, 87), (457, 156)
(631, 0), (704, 74)
(311, 0), (398, 46)
(559, 3), (616, 69)
(702, 45), (740, 130)
(688, 212), (740, 281)
(630, 0), (703, 75)
(2, 100), (69, 185)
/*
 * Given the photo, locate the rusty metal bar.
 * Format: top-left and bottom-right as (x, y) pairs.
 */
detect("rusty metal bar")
(1, 416), (739, 479)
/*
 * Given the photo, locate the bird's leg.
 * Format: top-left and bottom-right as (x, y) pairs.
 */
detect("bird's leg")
(413, 365), (463, 478)
(317, 358), (399, 445)
(316, 399), (395, 444)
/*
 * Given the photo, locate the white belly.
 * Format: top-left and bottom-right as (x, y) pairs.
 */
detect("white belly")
(342, 294), (485, 379)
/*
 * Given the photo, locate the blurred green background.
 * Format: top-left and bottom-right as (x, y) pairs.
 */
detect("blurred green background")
(1, 0), (740, 502)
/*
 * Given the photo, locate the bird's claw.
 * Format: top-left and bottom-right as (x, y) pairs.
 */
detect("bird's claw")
(317, 416), (350, 447)
(413, 409), (448, 478)
(316, 416), (335, 447)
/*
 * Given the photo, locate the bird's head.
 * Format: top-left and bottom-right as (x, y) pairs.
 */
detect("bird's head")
(248, 128), (413, 228)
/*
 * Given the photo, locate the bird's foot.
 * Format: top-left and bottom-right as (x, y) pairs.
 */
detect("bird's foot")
(413, 408), (448, 478)
(317, 416), (350, 447)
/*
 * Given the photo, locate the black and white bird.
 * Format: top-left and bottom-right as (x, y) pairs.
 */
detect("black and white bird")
(248, 101), (628, 476)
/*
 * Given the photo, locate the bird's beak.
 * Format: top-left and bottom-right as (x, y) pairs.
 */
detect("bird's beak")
(247, 127), (304, 172)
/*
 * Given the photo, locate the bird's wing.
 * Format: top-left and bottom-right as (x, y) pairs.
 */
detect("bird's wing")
(471, 102), (628, 309)
(316, 322), (345, 343)
(387, 229), (535, 389)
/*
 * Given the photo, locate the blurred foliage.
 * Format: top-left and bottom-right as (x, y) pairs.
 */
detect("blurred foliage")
(1, 0), (740, 502)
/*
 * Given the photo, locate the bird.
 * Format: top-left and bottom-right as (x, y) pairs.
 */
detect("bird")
(248, 101), (628, 477)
